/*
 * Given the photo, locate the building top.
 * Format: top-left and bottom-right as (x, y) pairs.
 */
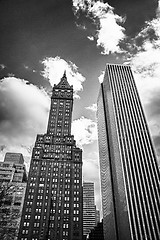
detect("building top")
(54, 71), (73, 89)
(106, 63), (130, 66)
(4, 152), (24, 164)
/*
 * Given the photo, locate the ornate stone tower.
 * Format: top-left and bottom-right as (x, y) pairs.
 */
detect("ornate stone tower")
(18, 72), (83, 240)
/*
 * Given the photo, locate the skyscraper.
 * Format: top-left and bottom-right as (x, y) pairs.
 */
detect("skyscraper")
(97, 64), (160, 240)
(18, 72), (83, 240)
(83, 182), (96, 238)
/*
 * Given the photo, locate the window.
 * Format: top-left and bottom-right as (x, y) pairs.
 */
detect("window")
(37, 202), (42, 206)
(36, 208), (41, 213)
(29, 189), (34, 193)
(23, 222), (29, 227)
(39, 184), (44, 187)
(40, 177), (45, 181)
(73, 217), (79, 221)
(30, 183), (35, 187)
(38, 196), (43, 200)
(64, 197), (69, 201)
(34, 223), (40, 227)
(74, 203), (79, 208)
(28, 195), (33, 199)
(74, 210), (79, 214)
(38, 189), (43, 193)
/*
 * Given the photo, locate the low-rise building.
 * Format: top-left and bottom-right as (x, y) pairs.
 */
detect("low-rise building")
(0, 153), (27, 240)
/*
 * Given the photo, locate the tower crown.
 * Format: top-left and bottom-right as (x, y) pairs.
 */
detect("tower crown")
(47, 72), (73, 136)
(54, 71), (73, 89)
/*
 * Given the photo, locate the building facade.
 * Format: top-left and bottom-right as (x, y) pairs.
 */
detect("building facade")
(83, 182), (96, 238)
(4, 153), (25, 165)
(97, 64), (160, 240)
(95, 209), (100, 225)
(0, 153), (27, 240)
(0, 153), (27, 184)
(18, 73), (83, 240)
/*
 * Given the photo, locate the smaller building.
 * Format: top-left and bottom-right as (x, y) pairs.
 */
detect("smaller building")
(88, 221), (104, 240)
(0, 153), (27, 240)
(0, 153), (27, 183)
(4, 153), (24, 164)
(83, 182), (96, 238)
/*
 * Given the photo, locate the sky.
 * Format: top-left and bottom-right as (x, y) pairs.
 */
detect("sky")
(0, 0), (160, 216)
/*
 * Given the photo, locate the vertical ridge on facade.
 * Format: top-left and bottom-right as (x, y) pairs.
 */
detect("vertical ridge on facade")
(97, 64), (160, 240)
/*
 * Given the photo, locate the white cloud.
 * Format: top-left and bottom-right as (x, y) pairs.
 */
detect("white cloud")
(0, 77), (97, 165)
(131, 46), (160, 105)
(71, 116), (97, 147)
(24, 64), (36, 73)
(24, 65), (29, 69)
(98, 70), (105, 83)
(0, 77), (50, 165)
(75, 22), (87, 30)
(130, 10), (160, 106)
(41, 56), (85, 99)
(0, 75), (98, 169)
(0, 64), (6, 70)
(87, 36), (94, 41)
(72, 0), (126, 54)
(128, 5), (160, 164)
(72, 0), (89, 12)
(86, 103), (97, 112)
(7, 73), (15, 77)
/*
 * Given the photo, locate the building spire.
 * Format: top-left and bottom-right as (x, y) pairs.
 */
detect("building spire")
(55, 70), (72, 89)
(63, 70), (66, 78)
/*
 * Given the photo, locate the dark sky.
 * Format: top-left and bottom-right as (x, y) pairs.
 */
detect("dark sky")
(0, 0), (158, 83)
(106, 0), (158, 35)
(0, 0), (158, 82)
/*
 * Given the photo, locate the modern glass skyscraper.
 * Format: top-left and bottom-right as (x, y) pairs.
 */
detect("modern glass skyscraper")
(18, 72), (83, 240)
(97, 64), (160, 240)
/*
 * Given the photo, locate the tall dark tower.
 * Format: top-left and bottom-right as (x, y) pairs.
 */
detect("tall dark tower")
(18, 72), (83, 240)
(97, 64), (160, 240)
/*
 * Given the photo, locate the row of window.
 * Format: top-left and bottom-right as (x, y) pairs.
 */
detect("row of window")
(36, 136), (74, 144)
(30, 174), (80, 182)
(44, 149), (71, 154)
(27, 190), (80, 202)
(37, 145), (72, 152)
(23, 215), (79, 228)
